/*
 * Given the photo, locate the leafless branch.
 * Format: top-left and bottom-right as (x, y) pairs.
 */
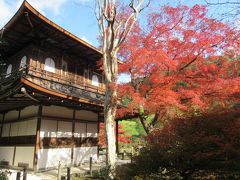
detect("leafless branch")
(204, 0), (240, 5)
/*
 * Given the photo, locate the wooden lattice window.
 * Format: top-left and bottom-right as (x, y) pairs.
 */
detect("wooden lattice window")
(44, 58), (55, 73)
(92, 74), (99, 87)
(20, 56), (27, 68)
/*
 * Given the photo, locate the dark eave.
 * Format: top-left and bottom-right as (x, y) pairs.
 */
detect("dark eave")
(0, 76), (103, 112)
(0, 1), (102, 61)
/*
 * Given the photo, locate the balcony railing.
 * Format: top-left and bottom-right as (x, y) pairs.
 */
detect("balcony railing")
(0, 66), (105, 103)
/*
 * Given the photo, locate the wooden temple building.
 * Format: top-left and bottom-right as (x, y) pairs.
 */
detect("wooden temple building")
(0, 1), (104, 170)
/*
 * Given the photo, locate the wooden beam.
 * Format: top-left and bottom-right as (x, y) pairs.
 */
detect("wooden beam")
(12, 109), (21, 166)
(97, 112), (100, 159)
(33, 105), (42, 170)
(71, 109), (76, 165)
(0, 136), (36, 146)
(116, 120), (119, 154)
(0, 113), (5, 137)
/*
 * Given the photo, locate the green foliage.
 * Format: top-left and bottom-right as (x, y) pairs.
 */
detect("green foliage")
(0, 170), (10, 180)
(119, 119), (146, 154)
(176, 81), (188, 87)
(120, 120), (146, 137)
(121, 97), (132, 107)
(92, 166), (112, 180)
(116, 110), (240, 179)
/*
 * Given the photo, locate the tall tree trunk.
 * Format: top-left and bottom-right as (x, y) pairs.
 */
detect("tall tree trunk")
(96, 1), (147, 178)
(104, 82), (117, 175)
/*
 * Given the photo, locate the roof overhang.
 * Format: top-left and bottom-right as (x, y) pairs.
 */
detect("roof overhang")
(0, 76), (103, 113)
(0, 1), (102, 62)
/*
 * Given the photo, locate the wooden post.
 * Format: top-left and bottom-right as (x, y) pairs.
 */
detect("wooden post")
(67, 167), (70, 180)
(97, 112), (100, 159)
(33, 105), (42, 170)
(58, 161), (62, 180)
(13, 109), (21, 166)
(0, 113), (5, 137)
(116, 119), (119, 154)
(16, 172), (21, 180)
(71, 110), (76, 165)
(89, 157), (92, 176)
(23, 168), (27, 180)
(122, 152), (124, 160)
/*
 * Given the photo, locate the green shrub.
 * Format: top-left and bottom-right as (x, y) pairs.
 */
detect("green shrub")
(0, 170), (10, 180)
(116, 110), (240, 179)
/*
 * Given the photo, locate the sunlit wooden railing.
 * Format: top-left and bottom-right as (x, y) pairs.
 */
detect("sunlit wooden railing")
(27, 66), (105, 94)
(0, 66), (105, 103)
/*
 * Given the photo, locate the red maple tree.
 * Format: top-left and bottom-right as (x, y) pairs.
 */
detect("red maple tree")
(98, 123), (131, 148)
(129, 109), (240, 179)
(117, 4), (240, 133)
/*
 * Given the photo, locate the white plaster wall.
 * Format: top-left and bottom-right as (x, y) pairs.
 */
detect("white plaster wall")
(14, 146), (35, 168)
(10, 123), (18, 136)
(74, 122), (86, 137)
(0, 147), (14, 165)
(18, 119), (37, 136)
(26, 119), (37, 135)
(73, 147), (98, 165)
(40, 119), (57, 137)
(42, 106), (73, 119)
(76, 110), (97, 121)
(6, 119), (37, 137)
(17, 121), (26, 136)
(20, 106), (38, 118)
(87, 123), (98, 137)
(2, 123), (10, 137)
(37, 148), (72, 169)
(57, 121), (72, 137)
(5, 110), (19, 121)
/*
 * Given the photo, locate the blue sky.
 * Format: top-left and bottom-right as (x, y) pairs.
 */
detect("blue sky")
(0, 0), (238, 82)
(0, 0), (212, 47)
(1, 0), (238, 47)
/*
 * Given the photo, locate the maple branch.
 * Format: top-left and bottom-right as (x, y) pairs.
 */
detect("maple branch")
(179, 41), (220, 72)
(179, 56), (198, 72)
(204, 0), (240, 5)
(139, 114), (150, 134)
(149, 110), (160, 129)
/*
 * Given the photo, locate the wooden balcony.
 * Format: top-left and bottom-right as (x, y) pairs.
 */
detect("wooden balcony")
(0, 66), (105, 104)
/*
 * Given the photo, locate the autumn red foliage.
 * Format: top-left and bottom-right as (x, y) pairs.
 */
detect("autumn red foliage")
(125, 109), (240, 179)
(98, 123), (131, 148)
(117, 4), (240, 133)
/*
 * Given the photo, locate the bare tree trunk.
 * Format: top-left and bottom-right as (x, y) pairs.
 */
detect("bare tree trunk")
(104, 85), (117, 175)
(96, 1), (148, 178)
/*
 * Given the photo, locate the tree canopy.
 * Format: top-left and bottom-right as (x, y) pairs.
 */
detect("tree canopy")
(117, 4), (240, 133)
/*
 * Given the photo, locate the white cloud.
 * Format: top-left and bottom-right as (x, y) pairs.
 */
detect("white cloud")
(81, 36), (92, 45)
(0, 0), (13, 28)
(0, 0), (92, 28)
(16, 0), (68, 15)
(0, 0), (70, 28)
